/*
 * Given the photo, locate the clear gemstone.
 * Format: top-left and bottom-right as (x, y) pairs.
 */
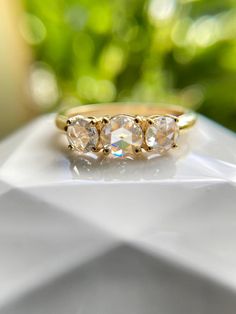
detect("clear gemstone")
(100, 115), (143, 157)
(67, 117), (98, 153)
(145, 116), (179, 154)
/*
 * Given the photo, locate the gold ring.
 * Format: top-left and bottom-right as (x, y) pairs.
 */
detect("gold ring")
(55, 103), (197, 158)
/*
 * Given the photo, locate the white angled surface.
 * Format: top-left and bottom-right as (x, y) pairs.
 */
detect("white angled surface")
(0, 114), (236, 314)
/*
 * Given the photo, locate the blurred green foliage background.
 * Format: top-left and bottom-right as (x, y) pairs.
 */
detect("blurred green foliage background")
(22, 0), (236, 131)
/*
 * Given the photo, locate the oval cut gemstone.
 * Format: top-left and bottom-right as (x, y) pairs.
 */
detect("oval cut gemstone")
(67, 117), (98, 153)
(145, 116), (179, 154)
(100, 115), (143, 157)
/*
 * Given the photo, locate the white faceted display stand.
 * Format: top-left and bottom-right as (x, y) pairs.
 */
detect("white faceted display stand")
(0, 114), (236, 314)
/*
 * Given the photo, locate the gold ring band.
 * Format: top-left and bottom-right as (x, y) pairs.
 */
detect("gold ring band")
(55, 103), (197, 158)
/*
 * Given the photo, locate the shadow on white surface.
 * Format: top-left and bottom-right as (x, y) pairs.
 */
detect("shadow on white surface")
(2, 244), (236, 314)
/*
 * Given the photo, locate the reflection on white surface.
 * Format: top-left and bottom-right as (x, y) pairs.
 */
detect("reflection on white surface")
(0, 114), (236, 314)
(68, 151), (236, 182)
(69, 153), (177, 181)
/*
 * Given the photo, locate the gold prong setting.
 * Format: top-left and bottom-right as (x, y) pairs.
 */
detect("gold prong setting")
(65, 113), (180, 157)
(68, 144), (74, 150)
(102, 116), (110, 125)
(147, 118), (154, 125)
(103, 147), (111, 156)
(134, 147), (142, 155)
(134, 115), (143, 124)
(89, 117), (97, 125)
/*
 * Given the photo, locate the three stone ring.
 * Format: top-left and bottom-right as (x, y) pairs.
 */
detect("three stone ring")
(55, 103), (197, 158)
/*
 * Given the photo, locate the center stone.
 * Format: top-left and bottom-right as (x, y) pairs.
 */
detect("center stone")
(100, 115), (143, 157)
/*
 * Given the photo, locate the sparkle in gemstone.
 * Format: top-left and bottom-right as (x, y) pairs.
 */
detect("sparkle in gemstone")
(67, 117), (98, 153)
(145, 116), (179, 154)
(100, 115), (143, 157)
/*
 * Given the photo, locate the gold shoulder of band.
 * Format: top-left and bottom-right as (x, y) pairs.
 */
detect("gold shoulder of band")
(55, 103), (197, 131)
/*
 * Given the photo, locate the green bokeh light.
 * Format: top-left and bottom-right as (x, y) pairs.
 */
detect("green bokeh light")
(23, 0), (236, 131)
